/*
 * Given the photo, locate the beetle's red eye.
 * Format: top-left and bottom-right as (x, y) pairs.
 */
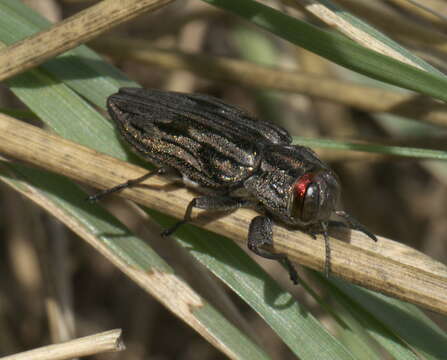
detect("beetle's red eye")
(293, 173), (314, 201)
(291, 172), (325, 222)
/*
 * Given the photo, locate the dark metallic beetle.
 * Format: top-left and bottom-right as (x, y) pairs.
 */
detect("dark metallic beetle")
(90, 88), (377, 283)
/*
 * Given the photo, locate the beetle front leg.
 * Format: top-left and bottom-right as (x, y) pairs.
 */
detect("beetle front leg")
(162, 196), (255, 237)
(247, 216), (299, 285)
(321, 222), (330, 278)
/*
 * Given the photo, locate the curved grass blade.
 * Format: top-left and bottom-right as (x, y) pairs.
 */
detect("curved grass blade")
(308, 272), (422, 359)
(292, 136), (447, 161)
(200, 0), (447, 104)
(300, 0), (442, 75)
(0, 0), (135, 107)
(0, 163), (271, 360)
(152, 215), (359, 360)
(330, 278), (447, 360)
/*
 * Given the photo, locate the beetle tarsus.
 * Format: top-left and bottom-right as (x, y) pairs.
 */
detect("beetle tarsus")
(161, 220), (187, 237)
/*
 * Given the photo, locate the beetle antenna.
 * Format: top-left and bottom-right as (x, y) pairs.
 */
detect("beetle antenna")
(335, 211), (377, 242)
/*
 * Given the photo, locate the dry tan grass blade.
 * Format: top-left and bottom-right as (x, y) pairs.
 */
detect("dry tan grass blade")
(0, 0), (174, 82)
(0, 113), (446, 315)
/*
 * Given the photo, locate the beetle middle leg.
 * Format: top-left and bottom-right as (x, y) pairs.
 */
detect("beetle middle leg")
(162, 195), (256, 237)
(248, 215), (299, 284)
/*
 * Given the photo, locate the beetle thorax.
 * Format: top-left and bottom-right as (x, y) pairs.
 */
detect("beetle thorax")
(244, 145), (341, 227)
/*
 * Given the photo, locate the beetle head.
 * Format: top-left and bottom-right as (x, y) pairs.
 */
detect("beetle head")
(289, 170), (340, 225)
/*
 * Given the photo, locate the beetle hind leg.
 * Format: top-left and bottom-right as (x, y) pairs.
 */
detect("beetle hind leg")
(248, 215), (299, 285)
(87, 166), (175, 202)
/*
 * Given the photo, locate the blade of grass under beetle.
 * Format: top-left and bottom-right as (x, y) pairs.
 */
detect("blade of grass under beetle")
(200, 0), (447, 104)
(330, 278), (447, 360)
(310, 272), (421, 360)
(0, 163), (271, 360)
(0, 4), (361, 358)
(151, 214), (360, 360)
(0, 108), (38, 120)
(2, 64), (438, 358)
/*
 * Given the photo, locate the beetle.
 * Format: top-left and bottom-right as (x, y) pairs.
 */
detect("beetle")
(89, 88), (377, 283)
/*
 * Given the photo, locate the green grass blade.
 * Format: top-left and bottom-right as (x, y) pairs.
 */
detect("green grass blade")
(0, 1), (135, 107)
(308, 0), (442, 75)
(309, 273), (421, 359)
(0, 163), (271, 360)
(331, 279), (447, 360)
(7, 70), (125, 158)
(150, 218), (358, 359)
(0, 107), (37, 119)
(201, 0), (447, 104)
(292, 136), (447, 161)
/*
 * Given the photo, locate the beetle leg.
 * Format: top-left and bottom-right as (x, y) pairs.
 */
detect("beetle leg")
(307, 222), (331, 277)
(87, 167), (174, 202)
(321, 222), (330, 277)
(162, 196), (255, 237)
(306, 221), (334, 277)
(248, 215), (299, 285)
(335, 211), (377, 242)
